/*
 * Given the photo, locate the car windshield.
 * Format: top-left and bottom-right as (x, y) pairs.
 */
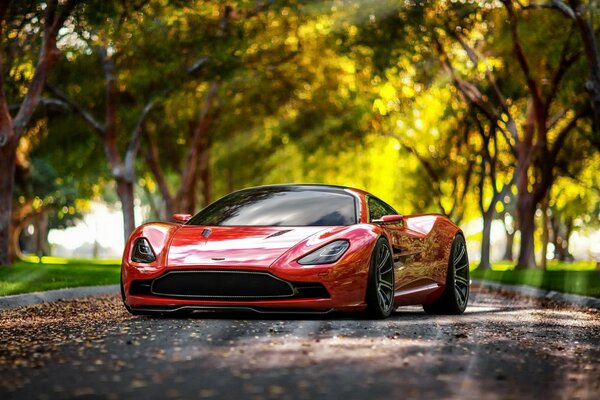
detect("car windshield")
(187, 187), (357, 226)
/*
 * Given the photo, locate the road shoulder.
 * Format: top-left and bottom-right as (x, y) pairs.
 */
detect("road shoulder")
(2, 280), (598, 311)
(472, 279), (600, 310)
(0, 285), (119, 310)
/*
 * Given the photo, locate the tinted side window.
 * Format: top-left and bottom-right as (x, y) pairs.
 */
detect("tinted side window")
(368, 196), (397, 222)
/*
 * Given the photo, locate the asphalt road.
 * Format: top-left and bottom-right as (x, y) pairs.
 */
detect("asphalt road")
(1, 286), (599, 400)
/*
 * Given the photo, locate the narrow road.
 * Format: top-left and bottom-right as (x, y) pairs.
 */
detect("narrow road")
(1, 286), (599, 399)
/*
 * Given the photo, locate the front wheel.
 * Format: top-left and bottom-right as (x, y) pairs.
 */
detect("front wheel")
(366, 237), (396, 319)
(423, 234), (469, 315)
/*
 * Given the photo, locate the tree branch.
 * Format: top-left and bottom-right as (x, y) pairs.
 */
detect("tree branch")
(0, 0), (12, 147)
(452, 30), (520, 147)
(8, 97), (70, 113)
(546, 108), (568, 130)
(550, 106), (587, 160)
(569, 0), (600, 135)
(434, 36), (499, 123)
(0, 1), (9, 29)
(503, 0), (544, 115)
(552, 0), (577, 20)
(545, 27), (581, 109)
(98, 46), (123, 177)
(13, 0), (81, 137)
(45, 84), (105, 135)
(175, 81), (220, 203)
(187, 57), (209, 74)
(144, 130), (174, 214)
(124, 100), (155, 181)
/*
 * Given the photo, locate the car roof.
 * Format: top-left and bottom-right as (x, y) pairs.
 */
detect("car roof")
(238, 183), (369, 196)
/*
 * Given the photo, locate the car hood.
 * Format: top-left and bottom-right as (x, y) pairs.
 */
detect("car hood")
(167, 226), (329, 268)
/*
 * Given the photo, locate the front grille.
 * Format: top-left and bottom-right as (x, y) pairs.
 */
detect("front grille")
(129, 270), (329, 300)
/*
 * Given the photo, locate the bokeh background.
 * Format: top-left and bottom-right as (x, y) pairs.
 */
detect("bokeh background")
(1, 0), (599, 280)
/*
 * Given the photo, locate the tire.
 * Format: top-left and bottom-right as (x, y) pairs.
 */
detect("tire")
(423, 234), (470, 315)
(366, 237), (396, 319)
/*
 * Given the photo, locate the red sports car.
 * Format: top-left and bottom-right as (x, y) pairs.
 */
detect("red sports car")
(121, 184), (469, 318)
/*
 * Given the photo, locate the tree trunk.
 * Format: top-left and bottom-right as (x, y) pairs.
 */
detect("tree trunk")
(116, 178), (135, 242)
(144, 132), (174, 218)
(550, 214), (563, 261)
(199, 143), (211, 207)
(516, 195), (537, 269)
(173, 81), (218, 215)
(0, 137), (17, 266)
(540, 199), (549, 270)
(563, 217), (574, 262)
(9, 220), (22, 261)
(504, 227), (515, 261)
(514, 100), (539, 269)
(479, 210), (494, 269)
(34, 211), (49, 257)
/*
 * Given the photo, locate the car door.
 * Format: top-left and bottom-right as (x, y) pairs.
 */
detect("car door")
(366, 196), (425, 293)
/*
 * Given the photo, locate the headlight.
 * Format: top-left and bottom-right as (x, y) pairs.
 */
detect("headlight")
(297, 240), (350, 265)
(131, 238), (156, 263)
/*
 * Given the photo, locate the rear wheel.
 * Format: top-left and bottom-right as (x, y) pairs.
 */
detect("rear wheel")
(366, 237), (396, 319)
(423, 234), (469, 315)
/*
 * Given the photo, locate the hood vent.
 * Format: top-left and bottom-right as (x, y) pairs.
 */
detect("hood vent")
(264, 229), (292, 239)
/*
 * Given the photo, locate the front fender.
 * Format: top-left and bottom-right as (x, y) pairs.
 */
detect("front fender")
(269, 224), (383, 307)
(121, 222), (181, 294)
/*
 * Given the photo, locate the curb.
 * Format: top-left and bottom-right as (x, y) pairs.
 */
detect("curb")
(2, 281), (598, 311)
(472, 279), (600, 310)
(0, 285), (119, 310)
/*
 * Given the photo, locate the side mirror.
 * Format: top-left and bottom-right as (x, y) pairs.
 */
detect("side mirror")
(373, 214), (404, 225)
(172, 213), (192, 223)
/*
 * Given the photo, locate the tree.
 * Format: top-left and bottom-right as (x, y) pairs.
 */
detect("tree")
(46, 1), (223, 240)
(430, 1), (589, 268)
(548, 0), (600, 143)
(0, 0), (82, 265)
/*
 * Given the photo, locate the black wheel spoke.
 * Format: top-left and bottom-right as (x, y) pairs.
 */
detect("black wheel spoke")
(371, 241), (395, 315)
(424, 235), (469, 315)
(455, 287), (466, 305)
(379, 280), (393, 291)
(379, 264), (393, 276)
(377, 289), (387, 308)
(377, 249), (390, 270)
(452, 237), (469, 309)
(455, 261), (469, 271)
(455, 275), (469, 287)
(453, 243), (466, 266)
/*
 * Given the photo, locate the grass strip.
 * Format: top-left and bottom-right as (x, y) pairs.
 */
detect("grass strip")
(471, 262), (600, 298)
(0, 259), (120, 296)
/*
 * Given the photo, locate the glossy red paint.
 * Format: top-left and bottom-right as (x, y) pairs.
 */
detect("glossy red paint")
(172, 213), (192, 223)
(373, 214), (404, 224)
(167, 226), (330, 267)
(121, 185), (463, 314)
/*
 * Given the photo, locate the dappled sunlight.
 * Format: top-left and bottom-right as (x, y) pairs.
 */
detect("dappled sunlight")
(174, 335), (441, 369)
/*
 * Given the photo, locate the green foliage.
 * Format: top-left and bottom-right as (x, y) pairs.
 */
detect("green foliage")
(2, 0), (599, 267)
(14, 158), (84, 229)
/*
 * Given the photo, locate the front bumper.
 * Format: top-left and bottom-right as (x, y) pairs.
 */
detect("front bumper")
(122, 262), (369, 313)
